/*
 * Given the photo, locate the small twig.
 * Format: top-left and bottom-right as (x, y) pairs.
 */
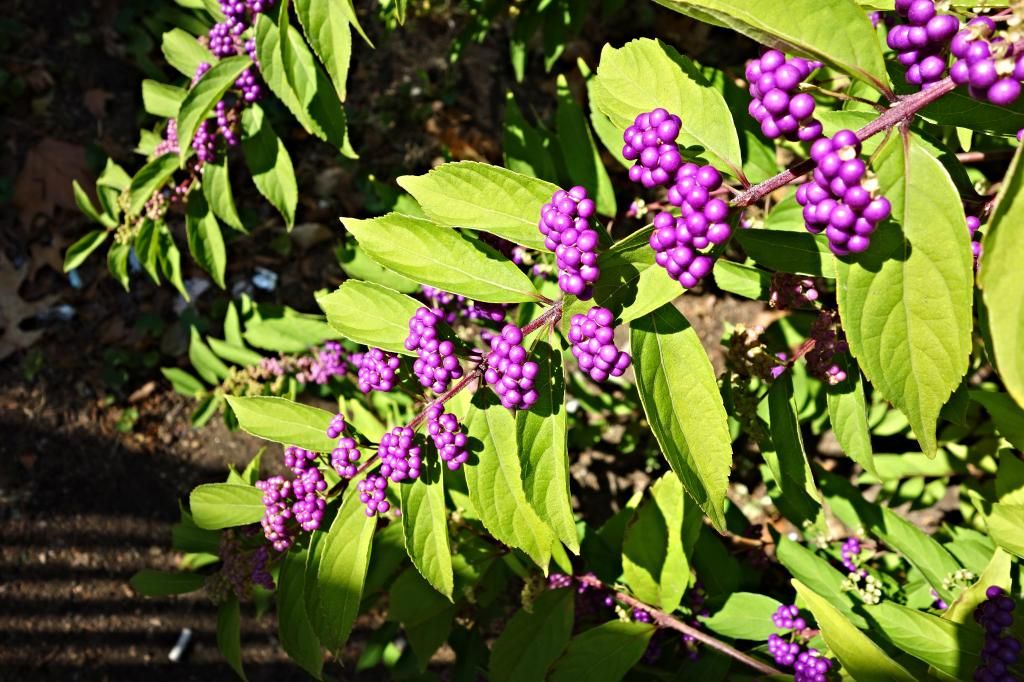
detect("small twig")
(577, 574), (784, 677)
(956, 149), (1016, 164)
(799, 83), (885, 111)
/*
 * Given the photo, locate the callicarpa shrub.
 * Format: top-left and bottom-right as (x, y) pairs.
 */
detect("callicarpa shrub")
(120, 0), (1024, 680)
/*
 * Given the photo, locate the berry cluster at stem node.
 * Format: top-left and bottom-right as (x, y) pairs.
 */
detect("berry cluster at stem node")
(745, 50), (823, 141)
(358, 473), (390, 517)
(807, 309), (849, 385)
(326, 413), (362, 479)
(406, 307), (463, 394)
(352, 348), (401, 394)
(622, 108), (683, 188)
(772, 604), (807, 631)
(378, 426), (422, 483)
(794, 649), (834, 682)
(769, 273), (820, 310)
(973, 586), (1020, 681)
(568, 307), (631, 383)
(426, 405), (470, 471)
(484, 324), (539, 410)
(538, 186), (600, 299)
(841, 536), (863, 574)
(796, 129), (891, 256)
(951, 16), (1024, 106)
(887, 0), (959, 89)
(255, 445), (327, 551)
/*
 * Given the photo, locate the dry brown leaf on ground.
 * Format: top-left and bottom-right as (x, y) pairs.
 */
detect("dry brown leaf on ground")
(0, 253), (60, 360)
(13, 138), (93, 226)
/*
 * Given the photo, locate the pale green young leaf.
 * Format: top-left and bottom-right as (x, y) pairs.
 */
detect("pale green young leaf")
(700, 592), (783, 640)
(490, 588), (574, 682)
(622, 474), (691, 611)
(865, 601), (985, 679)
(793, 580), (916, 682)
(591, 38), (742, 176)
(516, 336), (577, 552)
(397, 162), (557, 250)
(294, 0), (352, 102)
(980, 147), (1024, 410)
(161, 367), (206, 396)
(463, 393), (555, 569)
(343, 213), (541, 303)
(224, 396), (337, 452)
(547, 621), (655, 682)
(712, 260), (770, 300)
(190, 483), (265, 529)
(241, 104), (297, 228)
(988, 503), (1024, 558)
(207, 337), (264, 366)
(243, 316), (342, 354)
(836, 136), (973, 457)
(189, 327), (231, 383)
(141, 79), (185, 118)
(652, 0), (890, 92)
(316, 280), (422, 355)
(630, 304), (732, 530)
(161, 28), (214, 77)
(400, 454), (455, 599)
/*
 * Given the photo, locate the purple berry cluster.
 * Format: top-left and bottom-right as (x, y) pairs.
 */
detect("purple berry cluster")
(841, 537), (863, 574)
(538, 186), (601, 299)
(769, 273), (819, 310)
(745, 51), (823, 142)
(357, 473), (390, 517)
(378, 426), (422, 483)
(154, 119), (180, 158)
(405, 307), (463, 393)
(255, 446), (326, 551)
(631, 608), (654, 624)
(218, 533), (273, 599)
(327, 413), (362, 479)
(547, 573), (574, 590)
(484, 324), (539, 410)
(974, 587), (1020, 681)
(352, 348), (401, 394)
(426, 405), (469, 471)
(967, 214), (985, 269)
(768, 634), (802, 667)
(622, 108), (683, 188)
(951, 17), (1024, 106)
(807, 309), (849, 385)
(295, 341), (346, 385)
(887, 0), (960, 89)
(772, 604), (808, 631)
(794, 649), (834, 682)
(796, 130), (892, 256)
(567, 307), (631, 383)
(421, 286), (508, 325)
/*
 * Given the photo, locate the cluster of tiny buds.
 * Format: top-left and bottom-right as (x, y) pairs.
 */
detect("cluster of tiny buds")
(537, 186), (601, 299)
(296, 341), (347, 385)
(769, 273), (820, 310)
(622, 108), (683, 188)
(974, 586), (1020, 681)
(745, 50), (823, 141)
(426, 405), (470, 471)
(842, 571), (883, 605)
(567, 307), (632, 383)
(406, 307), (463, 393)
(887, 0), (960, 88)
(484, 324), (539, 410)
(352, 348), (401, 394)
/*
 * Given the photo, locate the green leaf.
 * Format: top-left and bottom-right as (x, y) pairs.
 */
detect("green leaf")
(316, 280), (422, 355)
(217, 598), (246, 680)
(944, 548), (1012, 625)
(701, 592), (783, 640)
(561, 227), (681, 330)
(996, 453), (1024, 505)
(389, 568), (455, 670)
(185, 192), (227, 288)
(278, 549), (324, 680)
(547, 621), (655, 682)
(764, 373), (821, 523)
(141, 79), (185, 118)
(712, 260), (770, 300)
(591, 38), (742, 176)
(970, 391), (1024, 451)
(189, 327), (231, 383)
(128, 153), (179, 215)
(294, 0), (351, 102)
(161, 28), (214, 77)
(622, 474), (691, 611)
(503, 92), (558, 181)
(988, 503), (1024, 558)
(652, 0), (890, 92)
(400, 454), (455, 599)
(516, 336), (578, 553)
(865, 601), (984, 679)
(397, 161), (557, 250)
(130, 569), (206, 596)
(224, 301), (245, 347)
(135, 219), (161, 283)
(72, 181), (104, 225)
(176, 55), (252, 167)
(776, 535), (864, 626)
(208, 337), (264, 366)
(554, 74), (615, 216)
(202, 156), (244, 231)
(793, 580), (916, 682)
(337, 242), (419, 292)
(836, 136), (973, 457)
(161, 367), (206, 396)
(734, 229), (836, 278)
(630, 304), (732, 531)
(225, 396), (337, 452)
(64, 229), (108, 272)
(490, 588), (574, 682)
(307, 486), (376, 651)
(243, 316), (341, 354)
(190, 483), (265, 529)
(827, 358), (877, 478)
(980, 147), (1024, 410)
(157, 226), (189, 299)
(107, 242), (130, 290)
(343, 213), (541, 304)
(463, 393), (555, 569)
(241, 104), (297, 228)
